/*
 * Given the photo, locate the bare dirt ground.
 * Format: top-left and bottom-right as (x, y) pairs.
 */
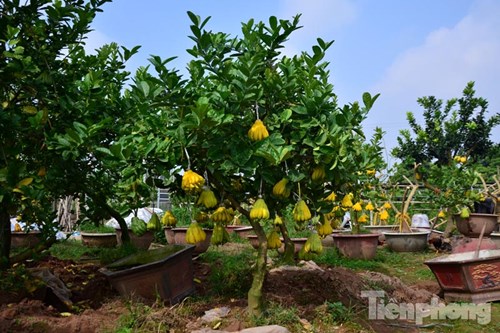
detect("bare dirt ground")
(0, 246), (441, 333)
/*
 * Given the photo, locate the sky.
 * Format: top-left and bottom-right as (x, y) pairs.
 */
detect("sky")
(87, 0), (500, 166)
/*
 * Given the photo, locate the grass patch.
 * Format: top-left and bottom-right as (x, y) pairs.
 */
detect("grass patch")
(199, 246), (254, 298)
(49, 239), (137, 265)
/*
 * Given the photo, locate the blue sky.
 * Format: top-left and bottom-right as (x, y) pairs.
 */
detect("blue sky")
(88, 0), (500, 165)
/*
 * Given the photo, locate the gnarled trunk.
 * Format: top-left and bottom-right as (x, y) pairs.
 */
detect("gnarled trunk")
(0, 204), (11, 270)
(247, 218), (268, 316)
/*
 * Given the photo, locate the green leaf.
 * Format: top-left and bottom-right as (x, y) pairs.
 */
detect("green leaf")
(110, 143), (125, 160)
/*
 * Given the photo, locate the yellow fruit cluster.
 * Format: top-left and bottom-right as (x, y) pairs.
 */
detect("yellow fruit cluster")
(211, 223), (230, 246)
(341, 193), (353, 208)
(302, 233), (323, 254)
(324, 192), (336, 202)
(311, 165), (325, 182)
(272, 178), (290, 198)
(293, 199), (311, 222)
(197, 188), (218, 208)
(162, 210), (177, 227)
(454, 155), (467, 164)
(146, 212), (162, 231)
(316, 216), (333, 237)
(250, 198), (270, 220)
(248, 119), (269, 141)
(267, 230), (282, 249)
(274, 215), (283, 225)
(211, 207), (234, 224)
(185, 222), (206, 244)
(182, 170), (204, 193)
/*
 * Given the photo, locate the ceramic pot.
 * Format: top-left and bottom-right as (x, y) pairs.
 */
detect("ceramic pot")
(11, 231), (42, 248)
(425, 249), (500, 303)
(383, 231), (430, 252)
(81, 232), (117, 248)
(115, 229), (155, 250)
(100, 244), (195, 304)
(454, 213), (498, 237)
(331, 233), (380, 259)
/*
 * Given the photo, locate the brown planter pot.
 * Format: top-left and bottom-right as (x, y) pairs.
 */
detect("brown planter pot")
(224, 225), (246, 233)
(81, 232), (118, 248)
(171, 227), (212, 255)
(425, 249), (500, 303)
(233, 226), (254, 238)
(115, 229), (155, 250)
(331, 233), (380, 259)
(164, 227), (175, 245)
(100, 244), (195, 304)
(454, 213), (498, 237)
(11, 231), (42, 248)
(363, 225), (399, 243)
(383, 231), (430, 252)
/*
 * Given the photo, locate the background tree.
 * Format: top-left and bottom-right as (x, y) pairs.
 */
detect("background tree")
(0, 0), (143, 269)
(391, 82), (500, 236)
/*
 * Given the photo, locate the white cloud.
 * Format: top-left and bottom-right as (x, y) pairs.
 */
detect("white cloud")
(366, 0), (500, 158)
(83, 29), (114, 54)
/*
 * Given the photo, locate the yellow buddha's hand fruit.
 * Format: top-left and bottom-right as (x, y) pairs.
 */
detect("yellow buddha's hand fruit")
(211, 223), (230, 246)
(248, 119), (269, 141)
(352, 202), (363, 212)
(341, 193), (353, 208)
(211, 207), (233, 224)
(293, 199), (311, 223)
(182, 170), (204, 193)
(438, 210), (446, 218)
(272, 178), (290, 198)
(316, 216), (333, 237)
(311, 165), (325, 182)
(267, 230), (282, 249)
(365, 202), (375, 211)
(162, 210), (177, 227)
(303, 233), (323, 254)
(250, 198), (270, 220)
(197, 187), (217, 208)
(460, 207), (470, 219)
(185, 221), (206, 244)
(383, 202), (392, 210)
(358, 214), (369, 223)
(274, 215), (283, 225)
(379, 209), (389, 221)
(324, 192), (336, 202)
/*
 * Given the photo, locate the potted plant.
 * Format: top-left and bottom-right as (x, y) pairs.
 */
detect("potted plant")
(10, 218), (42, 249)
(328, 139), (387, 260)
(382, 178), (430, 252)
(79, 220), (117, 248)
(418, 158), (498, 239)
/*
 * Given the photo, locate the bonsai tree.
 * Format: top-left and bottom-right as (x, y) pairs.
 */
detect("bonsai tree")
(392, 82), (500, 237)
(133, 12), (385, 314)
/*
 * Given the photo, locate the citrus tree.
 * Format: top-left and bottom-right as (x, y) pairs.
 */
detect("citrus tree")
(0, 0), (145, 268)
(133, 12), (385, 314)
(391, 82), (500, 236)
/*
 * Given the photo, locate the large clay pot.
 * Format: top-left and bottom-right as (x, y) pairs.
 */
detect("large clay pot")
(454, 213), (498, 237)
(331, 233), (380, 259)
(383, 231), (430, 252)
(233, 226), (254, 238)
(171, 227), (212, 255)
(164, 227), (175, 245)
(11, 231), (42, 248)
(100, 244), (195, 304)
(425, 249), (500, 303)
(81, 232), (117, 248)
(115, 229), (155, 250)
(363, 225), (399, 243)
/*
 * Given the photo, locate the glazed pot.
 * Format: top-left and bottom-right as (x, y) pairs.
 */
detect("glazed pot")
(100, 244), (195, 304)
(115, 229), (155, 250)
(454, 213), (498, 238)
(11, 231), (42, 248)
(81, 232), (117, 248)
(331, 233), (380, 259)
(383, 231), (430, 252)
(425, 249), (500, 303)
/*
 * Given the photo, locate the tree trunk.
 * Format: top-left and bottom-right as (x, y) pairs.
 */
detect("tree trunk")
(0, 204), (11, 270)
(86, 192), (130, 244)
(278, 223), (294, 264)
(247, 218), (268, 316)
(443, 214), (455, 238)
